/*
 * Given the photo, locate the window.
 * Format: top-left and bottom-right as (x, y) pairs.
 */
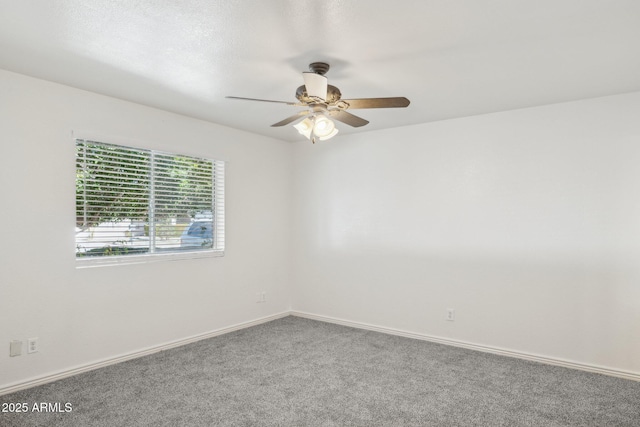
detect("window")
(75, 139), (225, 265)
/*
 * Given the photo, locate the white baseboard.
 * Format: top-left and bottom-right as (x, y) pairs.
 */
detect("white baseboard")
(4, 309), (637, 396)
(291, 310), (640, 382)
(0, 311), (290, 396)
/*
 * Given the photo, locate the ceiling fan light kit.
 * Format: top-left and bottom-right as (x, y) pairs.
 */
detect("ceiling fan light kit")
(227, 62), (410, 143)
(294, 114), (340, 143)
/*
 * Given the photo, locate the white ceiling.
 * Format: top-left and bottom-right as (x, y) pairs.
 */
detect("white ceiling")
(1, 0), (639, 142)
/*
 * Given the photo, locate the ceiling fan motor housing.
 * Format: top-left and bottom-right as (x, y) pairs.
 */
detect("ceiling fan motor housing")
(296, 84), (342, 104)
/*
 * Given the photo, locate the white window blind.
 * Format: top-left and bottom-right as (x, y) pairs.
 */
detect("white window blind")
(75, 139), (224, 262)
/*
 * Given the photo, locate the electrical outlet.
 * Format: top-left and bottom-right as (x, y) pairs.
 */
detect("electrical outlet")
(10, 340), (22, 357)
(27, 337), (39, 354)
(446, 308), (455, 321)
(256, 292), (267, 303)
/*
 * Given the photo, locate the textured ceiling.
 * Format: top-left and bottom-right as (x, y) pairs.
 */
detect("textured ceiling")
(1, 0), (639, 142)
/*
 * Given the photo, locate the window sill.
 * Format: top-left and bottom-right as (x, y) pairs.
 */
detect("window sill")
(75, 250), (224, 269)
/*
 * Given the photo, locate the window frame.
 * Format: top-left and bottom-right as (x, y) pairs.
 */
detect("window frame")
(74, 137), (225, 268)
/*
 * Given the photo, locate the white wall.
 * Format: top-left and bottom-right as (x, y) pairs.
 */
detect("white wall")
(2, 67), (639, 390)
(0, 69), (292, 389)
(291, 92), (640, 375)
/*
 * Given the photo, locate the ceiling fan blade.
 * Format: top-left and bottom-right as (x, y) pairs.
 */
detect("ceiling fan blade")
(271, 111), (309, 127)
(328, 110), (369, 128)
(340, 97), (410, 109)
(226, 96), (302, 106)
(302, 72), (328, 101)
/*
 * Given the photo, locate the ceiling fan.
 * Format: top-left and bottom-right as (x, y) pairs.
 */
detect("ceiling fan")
(227, 62), (410, 143)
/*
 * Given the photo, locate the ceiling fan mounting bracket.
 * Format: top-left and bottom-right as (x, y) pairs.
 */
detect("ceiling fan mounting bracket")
(308, 62), (330, 75)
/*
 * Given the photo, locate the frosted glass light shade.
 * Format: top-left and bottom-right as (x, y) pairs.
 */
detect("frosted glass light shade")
(313, 115), (335, 137)
(293, 118), (313, 139)
(318, 128), (339, 140)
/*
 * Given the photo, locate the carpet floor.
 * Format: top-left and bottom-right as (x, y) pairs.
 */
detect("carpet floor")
(1, 316), (639, 426)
